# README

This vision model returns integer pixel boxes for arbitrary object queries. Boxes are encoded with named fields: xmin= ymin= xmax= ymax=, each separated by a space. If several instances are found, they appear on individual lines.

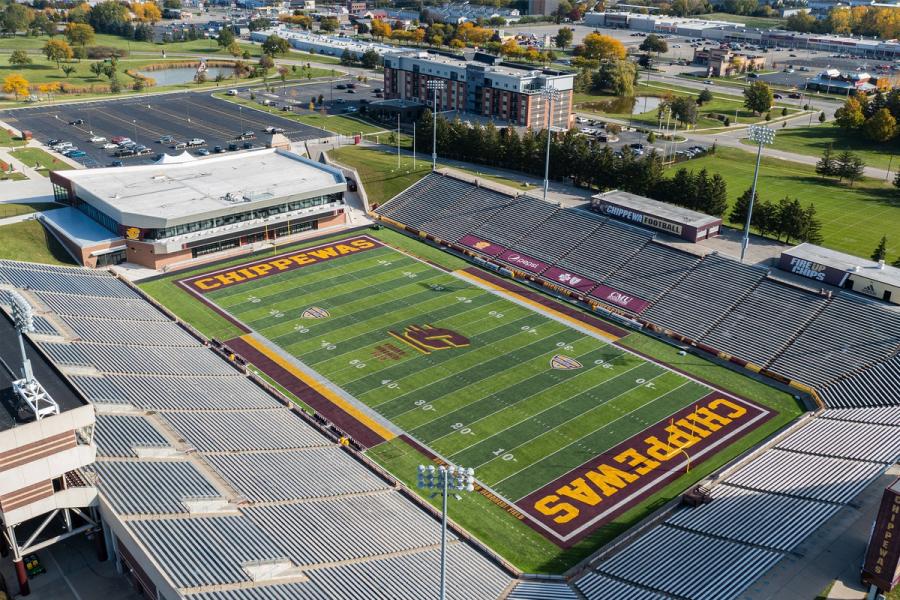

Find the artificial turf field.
xmin=153 ymin=228 xmax=801 ymax=570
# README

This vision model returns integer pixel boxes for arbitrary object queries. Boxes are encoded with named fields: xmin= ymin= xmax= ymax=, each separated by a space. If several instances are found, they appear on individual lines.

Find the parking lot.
xmin=0 ymin=88 xmax=336 ymax=167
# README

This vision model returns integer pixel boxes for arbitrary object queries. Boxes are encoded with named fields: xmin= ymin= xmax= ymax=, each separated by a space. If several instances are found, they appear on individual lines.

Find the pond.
xmin=579 ymin=95 xmax=665 ymax=116
xmin=136 ymin=66 xmax=235 ymax=86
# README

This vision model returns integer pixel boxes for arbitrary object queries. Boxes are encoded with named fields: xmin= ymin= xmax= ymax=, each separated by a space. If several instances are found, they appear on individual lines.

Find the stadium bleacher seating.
xmin=471 ymin=198 xmax=558 ymax=248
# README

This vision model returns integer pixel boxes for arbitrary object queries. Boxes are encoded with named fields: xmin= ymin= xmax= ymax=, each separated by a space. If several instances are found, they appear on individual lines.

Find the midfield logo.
xmin=388 ymin=324 xmax=470 ymax=354
xmin=301 ymin=306 xmax=330 ymax=319
xmin=551 ymin=354 xmax=583 ymax=370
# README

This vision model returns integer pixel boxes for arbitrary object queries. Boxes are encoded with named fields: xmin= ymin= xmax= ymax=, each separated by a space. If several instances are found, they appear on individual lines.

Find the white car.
xmin=102 ymin=143 xmax=118 ymax=150
xmin=89 ymin=135 xmax=107 ymax=143
xmin=264 ymin=126 xmax=285 ymax=134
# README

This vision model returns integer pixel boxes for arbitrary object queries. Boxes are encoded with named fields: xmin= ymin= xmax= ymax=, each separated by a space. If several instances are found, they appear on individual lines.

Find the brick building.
xmin=382 ymin=51 xmax=574 ymax=129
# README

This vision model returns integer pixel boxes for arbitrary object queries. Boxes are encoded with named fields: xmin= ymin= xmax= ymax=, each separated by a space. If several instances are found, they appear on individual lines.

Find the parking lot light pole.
xmin=740 ymin=125 xmax=776 ymax=263
xmin=417 ymin=464 xmax=475 ymax=600
xmin=426 ymin=80 xmax=445 ymax=171
xmin=541 ymin=86 xmax=561 ymax=204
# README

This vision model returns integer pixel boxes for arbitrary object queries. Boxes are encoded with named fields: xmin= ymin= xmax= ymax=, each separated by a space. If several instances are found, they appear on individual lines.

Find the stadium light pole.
xmin=418 ymin=464 xmax=475 ymax=600
xmin=541 ymin=86 xmax=561 ymax=204
xmin=426 ymin=80 xmax=446 ymax=171
xmin=740 ymin=125 xmax=775 ymax=263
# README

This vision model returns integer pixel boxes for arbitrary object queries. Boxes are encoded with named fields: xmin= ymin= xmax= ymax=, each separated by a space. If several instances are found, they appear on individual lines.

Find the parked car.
xmin=228 ymin=142 xmax=238 ymax=151
xmin=135 ymin=148 xmax=152 ymax=156
xmin=65 ymin=149 xmax=86 ymax=158
xmin=335 ymin=84 xmax=347 ymax=90
xmin=346 ymin=82 xmax=356 ymax=89
xmin=703 ymin=80 xmax=714 ymax=85
xmin=242 ymin=141 xmax=252 ymax=149
xmin=264 ymin=126 xmax=284 ymax=134
xmin=157 ymin=135 xmax=174 ymax=144
xmin=173 ymin=141 xmax=188 ymax=150
xmin=89 ymin=135 xmax=107 ymax=143
xmin=102 ymin=143 xmax=118 ymax=150
xmin=110 ymin=136 xmax=131 ymax=144
xmin=773 ymin=93 xmax=783 ymax=99
xmin=197 ymin=148 xmax=210 ymax=156
xmin=237 ymin=131 xmax=254 ymax=140
xmin=346 ymin=89 xmax=356 ymax=94
xmin=213 ymin=145 xmax=224 ymax=153
xmin=110 ymin=160 xmax=123 ymax=167
xmin=115 ymin=148 xmax=136 ymax=157
xmin=187 ymin=138 xmax=205 ymax=147
xmin=226 ymin=89 xmax=239 ymax=96
xmin=68 ymin=119 xmax=84 ymax=125
xmin=48 ymin=139 xmax=61 ymax=146
xmin=788 ymin=93 xmax=801 ymax=99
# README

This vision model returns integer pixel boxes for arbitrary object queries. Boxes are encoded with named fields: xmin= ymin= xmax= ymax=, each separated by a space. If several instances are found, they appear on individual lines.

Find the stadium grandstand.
xmin=373 ymin=171 xmax=900 ymax=598
xmin=0 ymin=260 xmax=516 ymax=600
xmin=1 ymin=170 xmax=898 ymax=599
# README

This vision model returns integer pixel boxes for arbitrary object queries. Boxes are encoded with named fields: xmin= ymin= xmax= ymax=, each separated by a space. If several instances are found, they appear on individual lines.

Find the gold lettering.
xmin=663 ymin=423 xmax=701 ymax=450
xmin=215 ymin=271 xmax=245 ymax=285
xmin=308 ymin=246 xmax=339 ymax=259
xmin=585 ymin=464 xmax=639 ymax=497
xmin=708 ymin=398 xmax=747 ymax=419
xmin=334 ymin=244 xmax=356 ymax=254
xmin=690 ymin=407 xmax=733 ymax=431
xmin=534 ymin=495 xmax=579 ymax=524
xmin=194 ymin=277 xmax=219 ymax=290
xmin=676 ymin=417 xmax=712 ymax=438
xmin=351 ymin=238 xmax=375 ymax=249
xmin=271 ymin=258 xmax=293 ymax=270
xmin=614 ymin=448 xmax=660 ymax=475
xmin=237 ymin=268 xmax=258 ymax=279
xmin=291 ymin=253 xmax=316 ymax=265
xmin=556 ymin=478 xmax=602 ymax=507
xmin=644 ymin=436 xmax=681 ymax=462
xmin=250 ymin=264 xmax=272 ymax=276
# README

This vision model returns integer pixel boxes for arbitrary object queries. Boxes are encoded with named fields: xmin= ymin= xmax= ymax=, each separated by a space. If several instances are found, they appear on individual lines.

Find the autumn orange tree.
xmin=3 ymin=74 xmax=30 ymax=100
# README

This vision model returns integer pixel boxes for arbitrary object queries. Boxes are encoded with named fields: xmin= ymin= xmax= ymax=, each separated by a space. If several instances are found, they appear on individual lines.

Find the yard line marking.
xmin=454 ymin=269 xmax=622 ymax=342
xmin=238 ymin=333 xmax=396 ymax=442
xmin=423 ymin=350 xmax=633 ymax=446
xmin=489 ymin=381 xmax=694 ymax=496
xmin=461 ymin=362 xmax=655 ymax=469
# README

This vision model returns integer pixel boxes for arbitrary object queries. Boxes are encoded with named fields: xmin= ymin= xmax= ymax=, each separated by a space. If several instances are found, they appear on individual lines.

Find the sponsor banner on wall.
xmin=589 ymin=285 xmax=651 ymax=314
xmin=179 ymin=235 xmax=382 ymax=293
xmin=458 ymin=235 xmax=507 ymax=257
xmin=517 ymin=393 xmax=772 ymax=547
xmin=498 ymin=250 xmax=549 ymax=274
xmin=862 ymin=478 xmax=900 ymax=592
xmin=542 ymin=267 xmax=599 ymax=294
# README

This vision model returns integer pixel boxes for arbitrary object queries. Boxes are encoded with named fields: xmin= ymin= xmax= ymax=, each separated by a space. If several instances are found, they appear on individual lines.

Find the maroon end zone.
xmin=514 ymin=392 xmax=773 ymax=547
xmin=178 ymin=235 xmax=383 ymax=294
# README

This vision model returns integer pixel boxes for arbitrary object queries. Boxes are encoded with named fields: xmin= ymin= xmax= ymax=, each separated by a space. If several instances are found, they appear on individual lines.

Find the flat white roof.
xmin=41 ymin=206 xmax=121 ymax=248
xmin=785 ymin=243 xmax=900 ymax=288
xmin=593 ymin=190 xmax=721 ymax=228
xmin=57 ymin=148 xmax=345 ymax=229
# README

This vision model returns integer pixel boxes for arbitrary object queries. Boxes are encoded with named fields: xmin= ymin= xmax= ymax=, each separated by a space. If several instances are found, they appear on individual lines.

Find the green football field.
xmin=204 ymin=241 xmax=715 ymax=503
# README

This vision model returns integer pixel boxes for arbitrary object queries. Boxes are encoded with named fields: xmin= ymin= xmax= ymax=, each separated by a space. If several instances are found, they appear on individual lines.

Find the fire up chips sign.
xmin=180 ymin=236 xmax=382 ymax=293
xmin=863 ymin=478 xmax=900 ymax=592
xmin=519 ymin=393 xmax=772 ymax=546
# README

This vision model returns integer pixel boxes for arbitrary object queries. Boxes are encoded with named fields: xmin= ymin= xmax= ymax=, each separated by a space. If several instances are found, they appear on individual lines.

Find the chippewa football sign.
xmin=862 ymin=478 xmax=900 ymax=592
xmin=179 ymin=236 xmax=382 ymax=293
xmin=518 ymin=393 xmax=772 ymax=546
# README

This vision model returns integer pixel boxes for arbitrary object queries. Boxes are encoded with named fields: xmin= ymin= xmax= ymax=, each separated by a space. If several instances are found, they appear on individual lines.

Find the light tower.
xmin=417 ymin=463 xmax=476 ymax=600
xmin=9 ymin=291 xmax=59 ymax=420
xmin=426 ymin=79 xmax=446 ymax=171
xmin=540 ymin=86 xmax=561 ymax=203
xmin=740 ymin=124 xmax=776 ymax=263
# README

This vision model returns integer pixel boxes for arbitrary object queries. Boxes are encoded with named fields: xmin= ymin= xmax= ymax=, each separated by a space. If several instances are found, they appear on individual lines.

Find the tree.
xmin=262 ymin=34 xmax=290 ymax=56
xmin=639 ymin=34 xmax=668 ymax=56
xmin=863 ymin=108 xmax=897 ymax=142
xmin=669 ymin=96 xmax=699 ymax=126
xmin=743 ymin=80 xmax=773 ymax=114
xmin=835 ymin=97 xmax=865 ymax=129
xmin=30 ymin=12 xmax=55 ymax=37
xmin=582 ymin=33 xmax=626 ymax=61
xmin=836 ymin=149 xmax=865 ymax=185
xmin=819 ymin=111 xmax=826 ymax=123
xmin=705 ymin=173 xmax=729 ymax=217
xmin=227 ymin=40 xmax=242 ymax=57
xmin=340 ymin=48 xmax=353 ymax=66
xmin=258 ymin=54 xmax=274 ymax=73
xmin=361 ymin=48 xmax=379 ymax=69
xmin=371 ymin=19 xmax=391 ymax=40
xmin=872 ymin=236 xmax=889 ymax=261
xmin=9 ymin=50 xmax=31 ymax=68
xmin=697 ymin=88 xmax=713 ymax=106
xmin=62 ymin=64 xmax=76 ymax=78
xmin=800 ymin=203 xmax=824 ymax=244
xmin=781 ymin=106 xmax=788 ymax=117
xmin=776 ymin=196 xmax=806 ymax=243
xmin=109 ymin=75 xmax=121 ymax=94
xmin=89 ymin=61 xmax=104 ymax=79
xmin=217 ymin=26 xmax=235 ymax=48
xmin=592 ymin=60 xmax=636 ymax=97
xmin=3 ymin=74 xmax=29 ymax=100
xmin=43 ymin=39 xmax=73 ymax=70
xmin=65 ymin=22 xmax=94 ymax=49
xmin=132 ymin=2 xmax=161 ymax=23
xmin=88 ymin=1 xmax=128 ymax=35
xmin=730 ymin=187 xmax=758 ymax=225
xmin=319 ymin=16 xmax=339 ymax=32
xmin=555 ymin=27 xmax=573 ymax=49
xmin=164 ymin=0 xmax=182 ymax=8
xmin=815 ymin=144 xmax=836 ymax=177
xmin=2 ymin=3 xmax=32 ymax=36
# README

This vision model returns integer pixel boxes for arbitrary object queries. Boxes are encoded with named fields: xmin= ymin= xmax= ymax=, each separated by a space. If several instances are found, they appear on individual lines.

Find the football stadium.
xmin=1 ymin=167 xmax=899 ymax=600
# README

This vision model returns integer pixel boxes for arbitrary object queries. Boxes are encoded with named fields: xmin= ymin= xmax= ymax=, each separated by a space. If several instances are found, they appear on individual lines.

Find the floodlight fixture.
xmin=741 ymin=126 xmax=776 ymax=263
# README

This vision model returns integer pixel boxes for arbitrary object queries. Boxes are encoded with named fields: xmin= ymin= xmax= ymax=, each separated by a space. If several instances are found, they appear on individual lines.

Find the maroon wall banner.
xmin=862 ymin=478 xmax=900 ymax=592
xmin=499 ymin=250 xmax=549 ymax=274
xmin=542 ymin=267 xmax=599 ymax=295
xmin=178 ymin=235 xmax=382 ymax=293
xmin=517 ymin=393 xmax=772 ymax=546
xmin=458 ymin=235 xmax=507 ymax=257
xmin=589 ymin=284 xmax=651 ymax=314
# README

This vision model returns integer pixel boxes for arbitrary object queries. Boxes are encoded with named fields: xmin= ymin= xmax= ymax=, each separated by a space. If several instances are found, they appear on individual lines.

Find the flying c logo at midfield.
xmin=388 ymin=324 xmax=470 ymax=355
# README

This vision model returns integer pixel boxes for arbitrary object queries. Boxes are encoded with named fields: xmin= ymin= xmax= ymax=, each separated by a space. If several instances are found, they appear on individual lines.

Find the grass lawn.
xmin=0 ymin=172 xmax=27 ymax=181
xmin=576 ymin=82 xmax=800 ymax=129
xmin=0 ymin=54 xmax=204 ymax=86
xmin=328 ymin=146 xmax=532 ymax=204
xmin=295 ymin=113 xmax=388 ymax=136
xmin=0 ymin=219 xmax=75 ymax=265
xmin=743 ymin=124 xmax=900 ymax=172
xmin=0 ymin=128 xmax=27 ymax=148
xmin=698 ymin=12 xmax=786 ymax=29
xmin=0 ymin=202 xmax=59 ymax=217
xmin=10 ymin=148 xmax=72 ymax=176
xmin=668 ymin=146 xmax=900 ymax=257
xmin=0 ymin=33 xmax=341 ymax=64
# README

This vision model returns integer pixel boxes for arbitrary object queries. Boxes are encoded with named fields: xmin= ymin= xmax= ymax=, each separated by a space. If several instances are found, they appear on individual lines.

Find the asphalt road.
xmin=0 ymin=89 xmax=332 ymax=167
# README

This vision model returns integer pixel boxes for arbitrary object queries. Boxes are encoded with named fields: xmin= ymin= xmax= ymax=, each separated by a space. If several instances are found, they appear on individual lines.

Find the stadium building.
xmin=382 ymin=51 xmax=575 ymax=129
xmin=46 ymin=149 xmax=348 ymax=270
